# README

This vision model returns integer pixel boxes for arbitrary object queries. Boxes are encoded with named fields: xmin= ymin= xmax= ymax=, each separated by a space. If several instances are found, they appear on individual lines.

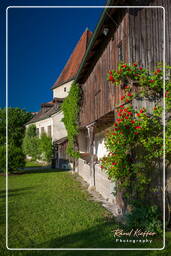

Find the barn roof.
xmin=51 ymin=28 xmax=92 ymax=90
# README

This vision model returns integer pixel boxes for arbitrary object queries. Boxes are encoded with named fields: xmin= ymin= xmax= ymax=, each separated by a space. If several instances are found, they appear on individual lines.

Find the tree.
xmin=23 ymin=124 xmax=40 ymax=160
xmin=0 ymin=107 xmax=32 ymax=172
xmin=39 ymin=133 xmax=52 ymax=162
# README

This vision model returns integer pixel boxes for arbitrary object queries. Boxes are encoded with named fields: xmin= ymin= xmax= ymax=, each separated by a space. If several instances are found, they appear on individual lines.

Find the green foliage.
xmin=61 ymin=82 xmax=81 ymax=158
xmin=107 ymin=63 xmax=163 ymax=95
xmin=23 ymin=125 xmax=52 ymax=163
xmin=0 ymin=107 xmax=32 ymax=172
xmin=0 ymin=144 xmax=25 ymax=172
xmin=26 ymin=124 xmax=37 ymax=137
xmin=125 ymin=202 xmax=162 ymax=234
xmin=39 ymin=133 xmax=52 ymax=162
xmin=23 ymin=125 xmax=41 ymax=160
xmin=102 ymin=63 xmax=171 ymax=205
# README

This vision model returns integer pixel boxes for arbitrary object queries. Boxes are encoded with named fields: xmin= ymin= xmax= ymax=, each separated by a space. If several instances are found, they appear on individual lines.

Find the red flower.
xmin=127 ymin=93 xmax=132 ymax=97
xmin=112 ymin=133 xmax=116 ymax=135
xmin=118 ymin=113 xmax=121 ymax=117
xmin=127 ymin=112 xmax=132 ymax=115
xmin=133 ymin=63 xmax=137 ymax=67
xmin=139 ymin=67 xmax=143 ymax=70
xmin=131 ymin=120 xmax=135 ymax=124
xmin=126 ymin=99 xmax=129 ymax=103
xmin=140 ymin=109 xmax=144 ymax=113
xmin=156 ymin=69 xmax=161 ymax=73
xmin=109 ymin=75 xmax=115 ymax=82
xmin=121 ymin=96 xmax=125 ymax=100
xmin=114 ymin=123 xmax=118 ymax=127
xmin=125 ymin=116 xmax=129 ymax=119
xmin=149 ymin=79 xmax=154 ymax=83
xmin=136 ymin=113 xmax=140 ymax=117
xmin=120 ymin=105 xmax=124 ymax=108
xmin=125 ymin=85 xmax=129 ymax=89
xmin=112 ymin=162 xmax=117 ymax=166
xmin=109 ymin=71 xmax=112 ymax=75
xmin=122 ymin=64 xmax=127 ymax=68
xmin=134 ymin=132 xmax=139 ymax=135
xmin=135 ymin=126 xmax=141 ymax=129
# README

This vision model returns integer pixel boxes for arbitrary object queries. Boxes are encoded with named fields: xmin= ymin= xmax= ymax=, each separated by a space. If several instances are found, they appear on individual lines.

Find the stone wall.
xmin=77 ymin=158 xmax=115 ymax=203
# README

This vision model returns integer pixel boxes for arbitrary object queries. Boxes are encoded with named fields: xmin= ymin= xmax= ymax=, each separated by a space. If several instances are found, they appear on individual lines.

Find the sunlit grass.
xmin=0 ymin=168 xmax=170 ymax=255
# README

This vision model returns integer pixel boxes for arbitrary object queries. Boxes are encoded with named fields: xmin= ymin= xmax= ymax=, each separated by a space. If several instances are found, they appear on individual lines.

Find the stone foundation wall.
xmin=78 ymin=158 xmax=115 ymax=203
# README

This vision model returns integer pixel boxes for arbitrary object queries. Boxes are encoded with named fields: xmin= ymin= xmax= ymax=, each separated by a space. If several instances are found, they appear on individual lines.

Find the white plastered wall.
xmin=53 ymin=80 xmax=73 ymax=99
xmin=26 ymin=110 xmax=67 ymax=143
xmin=51 ymin=110 xmax=67 ymax=141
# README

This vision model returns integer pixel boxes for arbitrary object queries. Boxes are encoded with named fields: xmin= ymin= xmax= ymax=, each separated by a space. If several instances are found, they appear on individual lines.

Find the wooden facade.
xmin=77 ymin=0 xmax=170 ymax=128
xmin=129 ymin=0 xmax=171 ymax=68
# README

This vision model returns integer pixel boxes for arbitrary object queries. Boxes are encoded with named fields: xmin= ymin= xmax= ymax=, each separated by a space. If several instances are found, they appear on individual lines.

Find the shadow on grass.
xmin=20 ymin=221 xmax=163 ymax=256
xmin=12 ymin=168 xmax=70 ymax=175
xmin=0 ymin=187 xmax=36 ymax=199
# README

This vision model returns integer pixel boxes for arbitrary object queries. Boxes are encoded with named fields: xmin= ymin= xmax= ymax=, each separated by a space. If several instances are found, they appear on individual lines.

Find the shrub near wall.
xmin=101 ymin=64 xmax=171 ymax=230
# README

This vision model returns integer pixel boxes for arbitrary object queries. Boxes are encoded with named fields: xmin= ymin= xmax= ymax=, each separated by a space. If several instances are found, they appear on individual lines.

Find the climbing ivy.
xmin=61 ymin=82 xmax=81 ymax=158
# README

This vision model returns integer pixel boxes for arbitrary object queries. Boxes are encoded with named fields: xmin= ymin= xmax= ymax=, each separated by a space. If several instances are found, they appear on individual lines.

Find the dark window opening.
xmin=36 ymin=128 xmax=39 ymax=136
xmin=118 ymin=41 xmax=124 ymax=62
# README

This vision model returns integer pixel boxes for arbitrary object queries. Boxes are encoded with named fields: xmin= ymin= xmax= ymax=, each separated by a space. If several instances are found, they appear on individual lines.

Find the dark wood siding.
xmin=79 ymin=0 xmax=170 ymax=128
xmin=80 ymin=14 xmax=129 ymax=127
xmin=129 ymin=0 xmax=171 ymax=68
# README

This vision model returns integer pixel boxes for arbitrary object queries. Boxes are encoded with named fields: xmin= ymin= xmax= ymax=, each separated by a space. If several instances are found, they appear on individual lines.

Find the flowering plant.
xmin=107 ymin=63 xmax=163 ymax=95
xmin=101 ymin=64 xmax=171 ymax=201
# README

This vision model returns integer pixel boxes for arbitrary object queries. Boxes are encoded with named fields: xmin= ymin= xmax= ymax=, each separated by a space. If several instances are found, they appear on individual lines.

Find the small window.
xmin=41 ymin=127 xmax=45 ymax=135
xmin=118 ymin=41 xmax=124 ymax=62
xmin=36 ymin=128 xmax=39 ymax=136
xmin=47 ymin=125 xmax=51 ymax=137
xmin=64 ymin=87 xmax=66 ymax=92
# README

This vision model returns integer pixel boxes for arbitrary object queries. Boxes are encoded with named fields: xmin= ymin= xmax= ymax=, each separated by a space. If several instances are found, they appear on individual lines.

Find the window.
xmin=118 ymin=41 xmax=124 ymax=62
xmin=41 ymin=127 xmax=45 ymax=135
xmin=64 ymin=87 xmax=66 ymax=92
xmin=47 ymin=125 xmax=51 ymax=137
xmin=36 ymin=128 xmax=39 ymax=136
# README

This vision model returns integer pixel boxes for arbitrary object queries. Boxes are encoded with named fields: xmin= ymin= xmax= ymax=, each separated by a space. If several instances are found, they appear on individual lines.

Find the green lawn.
xmin=0 ymin=168 xmax=170 ymax=256
xmin=25 ymin=160 xmax=48 ymax=168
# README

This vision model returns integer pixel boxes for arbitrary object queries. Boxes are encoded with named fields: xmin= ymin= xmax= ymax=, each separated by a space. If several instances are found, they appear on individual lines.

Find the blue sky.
xmin=0 ymin=0 xmax=107 ymax=112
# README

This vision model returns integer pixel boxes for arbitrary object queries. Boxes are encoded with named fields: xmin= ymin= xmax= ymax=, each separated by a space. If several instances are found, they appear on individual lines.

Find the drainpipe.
xmin=86 ymin=122 xmax=96 ymax=189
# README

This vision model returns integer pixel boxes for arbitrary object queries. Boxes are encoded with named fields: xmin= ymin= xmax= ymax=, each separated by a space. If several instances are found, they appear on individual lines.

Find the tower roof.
xmin=51 ymin=29 xmax=92 ymax=89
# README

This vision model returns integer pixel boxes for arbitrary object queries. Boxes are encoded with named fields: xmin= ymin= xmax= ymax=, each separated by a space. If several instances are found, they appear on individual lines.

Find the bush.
xmin=23 ymin=125 xmax=52 ymax=163
xmin=0 ymin=144 xmax=25 ymax=173
xmin=0 ymin=108 xmax=32 ymax=173
xmin=125 ymin=202 xmax=162 ymax=234
xmin=39 ymin=133 xmax=52 ymax=162
xmin=23 ymin=125 xmax=41 ymax=160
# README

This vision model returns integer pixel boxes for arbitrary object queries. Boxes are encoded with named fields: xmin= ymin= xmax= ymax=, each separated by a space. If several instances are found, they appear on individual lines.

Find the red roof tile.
xmin=51 ymin=29 xmax=92 ymax=89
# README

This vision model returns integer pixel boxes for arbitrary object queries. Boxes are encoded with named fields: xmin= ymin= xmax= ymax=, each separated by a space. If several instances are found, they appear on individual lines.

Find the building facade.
xmin=74 ymin=0 xmax=171 ymax=215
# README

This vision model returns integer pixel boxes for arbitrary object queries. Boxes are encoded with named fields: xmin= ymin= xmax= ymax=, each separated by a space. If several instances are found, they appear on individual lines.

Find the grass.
xmin=0 ymin=168 xmax=170 ymax=256
xmin=25 ymin=160 xmax=48 ymax=168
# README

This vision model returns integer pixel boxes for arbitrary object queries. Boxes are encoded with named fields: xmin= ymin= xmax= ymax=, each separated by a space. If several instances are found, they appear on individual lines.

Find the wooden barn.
xmin=74 ymin=0 xmax=171 ymax=215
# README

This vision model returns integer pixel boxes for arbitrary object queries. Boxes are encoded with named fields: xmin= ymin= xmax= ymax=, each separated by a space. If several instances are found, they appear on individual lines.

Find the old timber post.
xmin=86 ymin=122 xmax=96 ymax=189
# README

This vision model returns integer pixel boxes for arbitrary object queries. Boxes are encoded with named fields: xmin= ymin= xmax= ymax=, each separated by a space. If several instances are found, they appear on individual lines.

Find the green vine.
xmin=61 ymin=82 xmax=81 ymax=158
